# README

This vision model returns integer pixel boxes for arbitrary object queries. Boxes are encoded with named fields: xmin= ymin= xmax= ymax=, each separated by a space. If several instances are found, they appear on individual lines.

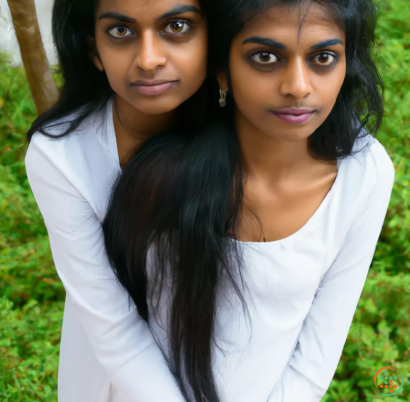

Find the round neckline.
xmin=234 ymin=157 xmax=345 ymax=246
xmin=105 ymin=100 xmax=346 ymax=247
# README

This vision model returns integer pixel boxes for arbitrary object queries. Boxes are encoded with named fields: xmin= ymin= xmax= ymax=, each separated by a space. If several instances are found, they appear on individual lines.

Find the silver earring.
xmin=219 ymin=88 xmax=227 ymax=107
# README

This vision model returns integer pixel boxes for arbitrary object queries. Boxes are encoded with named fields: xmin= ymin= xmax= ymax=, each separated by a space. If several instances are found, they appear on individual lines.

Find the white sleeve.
xmin=25 ymin=139 xmax=185 ymax=402
xmin=267 ymin=152 xmax=395 ymax=402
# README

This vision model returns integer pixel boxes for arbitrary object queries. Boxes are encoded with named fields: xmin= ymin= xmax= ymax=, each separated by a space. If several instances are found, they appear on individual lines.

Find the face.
xmin=220 ymin=3 xmax=346 ymax=142
xmin=93 ymin=0 xmax=207 ymax=115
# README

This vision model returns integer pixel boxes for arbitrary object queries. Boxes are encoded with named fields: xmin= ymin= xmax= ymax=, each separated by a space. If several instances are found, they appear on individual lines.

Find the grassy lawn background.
xmin=0 ymin=1 xmax=409 ymax=400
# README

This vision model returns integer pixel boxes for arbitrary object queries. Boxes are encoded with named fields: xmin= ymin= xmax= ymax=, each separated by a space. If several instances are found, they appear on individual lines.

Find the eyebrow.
xmin=242 ymin=37 xmax=287 ymax=50
xmin=310 ymin=39 xmax=344 ymax=50
xmin=157 ymin=5 xmax=203 ymax=21
xmin=98 ymin=5 xmax=202 ymax=24
xmin=99 ymin=12 xmax=136 ymax=23
xmin=242 ymin=37 xmax=345 ymax=51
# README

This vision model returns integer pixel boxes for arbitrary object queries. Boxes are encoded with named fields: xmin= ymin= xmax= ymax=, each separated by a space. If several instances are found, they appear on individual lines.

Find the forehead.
xmin=96 ymin=0 xmax=202 ymax=18
xmin=239 ymin=3 xmax=345 ymax=45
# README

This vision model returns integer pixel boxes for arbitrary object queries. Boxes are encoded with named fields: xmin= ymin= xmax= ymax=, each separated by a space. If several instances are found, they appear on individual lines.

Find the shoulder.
xmin=25 ymin=104 xmax=119 ymax=222
xmin=25 ymin=102 xmax=113 ymax=182
xmin=28 ymin=103 xmax=109 ymax=157
xmin=324 ymin=134 xmax=395 ymax=259
xmin=25 ymin=101 xmax=120 ymax=220
xmin=330 ymin=134 xmax=395 ymax=233
xmin=340 ymin=134 xmax=395 ymax=198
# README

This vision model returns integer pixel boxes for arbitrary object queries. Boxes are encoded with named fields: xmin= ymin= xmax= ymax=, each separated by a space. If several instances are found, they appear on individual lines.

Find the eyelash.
xmin=106 ymin=19 xmax=194 ymax=39
xmin=106 ymin=25 xmax=132 ymax=39
xmin=248 ymin=50 xmax=339 ymax=69
xmin=310 ymin=52 xmax=339 ymax=68
xmin=163 ymin=19 xmax=193 ymax=35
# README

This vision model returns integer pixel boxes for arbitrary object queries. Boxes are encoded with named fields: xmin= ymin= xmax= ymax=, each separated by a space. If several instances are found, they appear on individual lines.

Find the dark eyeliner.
xmin=166 ymin=18 xmax=194 ymax=26
xmin=310 ymin=51 xmax=338 ymax=68
xmin=247 ymin=50 xmax=283 ymax=67
xmin=105 ymin=24 xmax=133 ymax=39
xmin=248 ymin=50 xmax=281 ymax=60
xmin=161 ymin=19 xmax=195 ymax=36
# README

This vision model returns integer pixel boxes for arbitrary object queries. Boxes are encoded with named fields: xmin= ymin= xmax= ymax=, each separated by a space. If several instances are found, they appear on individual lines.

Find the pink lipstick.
xmin=270 ymin=108 xmax=316 ymax=124
xmin=131 ymin=80 xmax=178 ymax=96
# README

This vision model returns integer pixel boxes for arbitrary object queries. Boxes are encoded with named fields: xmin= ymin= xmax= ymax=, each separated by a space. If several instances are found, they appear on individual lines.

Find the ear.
xmin=217 ymin=71 xmax=228 ymax=91
xmin=88 ymin=36 xmax=104 ymax=72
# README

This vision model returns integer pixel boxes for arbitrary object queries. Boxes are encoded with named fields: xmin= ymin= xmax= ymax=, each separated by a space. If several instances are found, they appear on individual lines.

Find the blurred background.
xmin=0 ymin=0 xmax=409 ymax=401
xmin=0 ymin=0 xmax=56 ymax=65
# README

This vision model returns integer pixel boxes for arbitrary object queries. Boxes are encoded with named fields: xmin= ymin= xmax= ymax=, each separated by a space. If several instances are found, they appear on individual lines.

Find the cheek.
xmin=102 ymin=59 xmax=130 ymax=93
xmin=229 ymin=65 xmax=272 ymax=131
xmin=171 ymin=36 xmax=208 ymax=80
xmin=317 ymin=68 xmax=346 ymax=111
xmin=331 ymin=60 xmax=346 ymax=91
xmin=95 ymin=40 xmax=132 ymax=86
xmin=229 ymin=53 xmax=265 ymax=107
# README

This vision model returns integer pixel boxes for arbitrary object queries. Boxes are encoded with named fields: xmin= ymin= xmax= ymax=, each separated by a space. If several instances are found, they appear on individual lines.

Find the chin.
xmin=131 ymin=99 xmax=183 ymax=116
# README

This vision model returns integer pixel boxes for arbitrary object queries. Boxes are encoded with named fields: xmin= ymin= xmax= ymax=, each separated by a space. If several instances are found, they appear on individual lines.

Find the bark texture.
xmin=7 ymin=0 xmax=58 ymax=115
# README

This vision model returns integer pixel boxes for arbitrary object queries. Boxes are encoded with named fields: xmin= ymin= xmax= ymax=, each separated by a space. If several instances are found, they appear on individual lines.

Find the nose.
xmin=280 ymin=58 xmax=312 ymax=100
xmin=137 ymin=32 xmax=167 ymax=72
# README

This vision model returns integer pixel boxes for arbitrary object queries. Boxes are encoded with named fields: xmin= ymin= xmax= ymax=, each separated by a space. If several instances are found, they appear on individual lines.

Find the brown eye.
xmin=108 ymin=26 xmax=132 ymax=38
xmin=164 ymin=21 xmax=189 ymax=34
xmin=250 ymin=51 xmax=278 ymax=65
xmin=313 ymin=53 xmax=336 ymax=66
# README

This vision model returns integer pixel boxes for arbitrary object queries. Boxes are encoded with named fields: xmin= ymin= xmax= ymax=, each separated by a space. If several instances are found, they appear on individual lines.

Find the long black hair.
xmin=27 ymin=0 xmax=211 ymax=141
xmin=103 ymin=1 xmax=384 ymax=401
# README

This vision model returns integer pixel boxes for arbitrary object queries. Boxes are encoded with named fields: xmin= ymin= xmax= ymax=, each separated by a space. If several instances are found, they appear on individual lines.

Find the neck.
xmin=113 ymin=95 xmax=179 ymax=168
xmin=235 ymin=111 xmax=316 ymax=186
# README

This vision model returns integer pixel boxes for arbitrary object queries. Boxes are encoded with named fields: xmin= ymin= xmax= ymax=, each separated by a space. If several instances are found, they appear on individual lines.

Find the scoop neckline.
xmin=105 ymin=99 xmax=345 ymax=247
xmin=233 ymin=157 xmax=344 ymax=247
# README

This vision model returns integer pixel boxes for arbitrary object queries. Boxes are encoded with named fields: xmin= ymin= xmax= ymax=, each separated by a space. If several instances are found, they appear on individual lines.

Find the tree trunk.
xmin=7 ymin=0 xmax=59 ymax=116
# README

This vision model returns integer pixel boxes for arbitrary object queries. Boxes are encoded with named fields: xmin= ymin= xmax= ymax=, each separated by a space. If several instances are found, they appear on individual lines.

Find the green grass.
xmin=0 ymin=54 xmax=64 ymax=401
xmin=0 ymin=1 xmax=409 ymax=400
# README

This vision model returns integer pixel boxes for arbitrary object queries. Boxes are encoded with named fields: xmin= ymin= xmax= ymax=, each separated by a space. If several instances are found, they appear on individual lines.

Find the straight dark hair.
xmin=27 ymin=0 xmax=212 ymax=141
xmin=104 ymin=1 xmax=384 ymax=401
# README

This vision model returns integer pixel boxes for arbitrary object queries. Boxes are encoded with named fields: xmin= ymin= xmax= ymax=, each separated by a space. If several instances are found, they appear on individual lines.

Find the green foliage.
xmin=0 ymin=298 xmax=62 ymax=402
xmin=0 ymin=53 xmax=64 ymax=402
xmin=0 ymin=1 xmax=409 ymax=400
xmin=323 ymin=1 xmax=410 ymax=400
xmin=372 ymin=0 xmax=410 ymax=276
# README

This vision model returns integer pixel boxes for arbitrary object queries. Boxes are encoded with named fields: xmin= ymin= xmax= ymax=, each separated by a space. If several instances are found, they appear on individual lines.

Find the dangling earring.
xmin=219 ymin=88 xmax=227 ymax=107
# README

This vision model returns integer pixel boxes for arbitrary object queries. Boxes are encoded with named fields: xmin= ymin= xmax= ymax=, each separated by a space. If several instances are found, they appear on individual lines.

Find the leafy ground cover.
xmin=0 ymin=1 xmax=409 ymax=400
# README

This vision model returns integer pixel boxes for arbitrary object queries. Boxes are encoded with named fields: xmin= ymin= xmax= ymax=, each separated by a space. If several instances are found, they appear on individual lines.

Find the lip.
xmin=131 ymin=80 xmax=179 ymax=96
xmin=270 ymin=108 xmax=316 ymax=124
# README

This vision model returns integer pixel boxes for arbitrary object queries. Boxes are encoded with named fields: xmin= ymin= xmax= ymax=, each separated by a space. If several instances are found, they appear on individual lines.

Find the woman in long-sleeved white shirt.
xmin=101 ymin=1 xmax=395 ymax=402
xmin=25 ymin=0 xmax=211 ymax=400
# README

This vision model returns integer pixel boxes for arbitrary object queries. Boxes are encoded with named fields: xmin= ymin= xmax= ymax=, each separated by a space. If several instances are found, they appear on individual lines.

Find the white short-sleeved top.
xmin=25 ymin=99 xmax=394 ymax=402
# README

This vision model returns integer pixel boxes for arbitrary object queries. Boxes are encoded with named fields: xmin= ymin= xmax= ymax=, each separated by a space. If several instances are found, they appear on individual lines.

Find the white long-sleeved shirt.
xmin=25 ymin=99 xmax=395 ymax=402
